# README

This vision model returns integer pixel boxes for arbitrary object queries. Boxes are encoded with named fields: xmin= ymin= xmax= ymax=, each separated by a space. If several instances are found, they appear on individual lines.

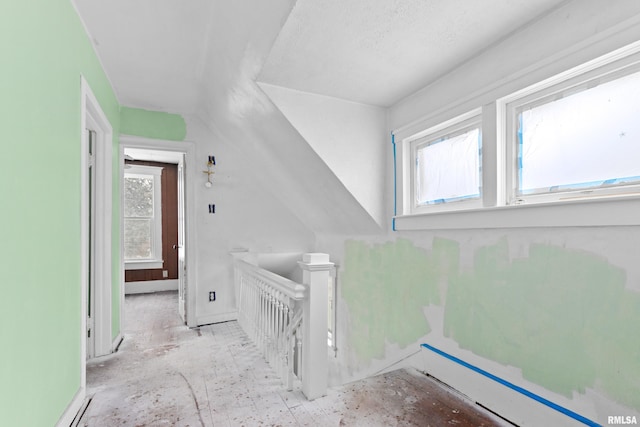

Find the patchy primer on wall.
xmin=444 ymin=237 xmax=640 ymax=411
xmin=341 ymin=238 xmax=457 ymax=364
xmin=341 ymin=235 xmax=639 ymax=412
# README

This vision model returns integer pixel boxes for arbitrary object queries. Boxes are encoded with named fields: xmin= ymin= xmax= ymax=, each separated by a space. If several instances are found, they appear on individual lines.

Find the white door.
xmin=87 ymin=129 xmax=96 ymax=359
xmin=177 ymin=158 xmax=187 ymax=323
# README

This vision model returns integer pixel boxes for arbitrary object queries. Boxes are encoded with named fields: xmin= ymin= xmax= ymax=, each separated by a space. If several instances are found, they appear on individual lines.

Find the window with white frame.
xmin=124 ymin=165 xmax=163 ymax=269
xmin=505 ymin=58 xmax=640 ymax=205
xmin=394 ymin=42 xmax=640 ymax=230
xmin=408 ymin=110 xmax=482 ymax=214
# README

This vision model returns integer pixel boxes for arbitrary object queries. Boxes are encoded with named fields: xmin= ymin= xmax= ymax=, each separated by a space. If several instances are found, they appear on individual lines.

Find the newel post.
xmin=298 ymin=253 xmax=333 ymax=400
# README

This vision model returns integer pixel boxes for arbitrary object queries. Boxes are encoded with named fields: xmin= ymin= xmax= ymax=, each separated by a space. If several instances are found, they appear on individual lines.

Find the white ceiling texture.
xmin=72 ymin=0 xmax=567 ymax=233
xmin=73 ymin=0 xmax=566 ymax=113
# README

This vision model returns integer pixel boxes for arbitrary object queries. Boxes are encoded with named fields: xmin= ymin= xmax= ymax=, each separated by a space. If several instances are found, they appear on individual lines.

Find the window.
xmin=506 ymin=63 xmax=640 ymax=204
xmin=124 ymin=165 xmax=163 ymax=269
xmin=393 ymin=41 xmax=640 ymax=230
xmin=408 ymin=110 xmax=482 ymax=214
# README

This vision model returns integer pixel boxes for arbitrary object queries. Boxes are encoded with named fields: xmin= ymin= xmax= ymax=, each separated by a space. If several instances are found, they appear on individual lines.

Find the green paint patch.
xmin=444 ymin=238 xmax=640 ymax=410
xmin=120 ymin=106 xmax=187 ymax=141
xmin=343 ymin=236 xmax=640 ymax=410
xmin=341 ymin=238 xmax=458 ymax=364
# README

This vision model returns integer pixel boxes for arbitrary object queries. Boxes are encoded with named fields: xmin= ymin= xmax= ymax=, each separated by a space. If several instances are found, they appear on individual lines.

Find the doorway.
xmin=81 ymin=78 xmax=114 ymax=365
xmin=123 ymin=158 xmax=179 ymax=292
xmin=69 ymin=77 xmax=116 ymax=426
xmin=119 ymin=136 xmax=197 ymax=328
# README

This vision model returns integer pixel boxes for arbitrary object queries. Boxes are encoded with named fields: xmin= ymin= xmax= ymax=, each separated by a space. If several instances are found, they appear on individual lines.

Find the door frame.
xmin=81 ymin=77 xmax=114 ymax=360
xmin=119 ymin=135 xmax=198 ymax=327
xmin=60 ymin=76 xmax=114 ymax=427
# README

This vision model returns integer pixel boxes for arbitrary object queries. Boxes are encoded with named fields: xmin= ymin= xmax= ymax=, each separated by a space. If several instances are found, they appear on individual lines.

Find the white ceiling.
xmin=73 ymin=0 xmax=567 ymax=113
xmin=73 ymin=0 xmax=216 ymax=114
xmin=259 ymin=0 xmax=567 ymax=106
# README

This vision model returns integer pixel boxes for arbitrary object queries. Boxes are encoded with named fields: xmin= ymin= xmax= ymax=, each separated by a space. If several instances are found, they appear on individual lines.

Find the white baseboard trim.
xmin=55 ymin=387 xmax=85 ymax=427
xmin=125 ymin=279 xmax=178 ymax=294
xmin=196 ymin=311 xmax=238 ymax=326
xmin=418 ymin=344 xmax=598 ymax=427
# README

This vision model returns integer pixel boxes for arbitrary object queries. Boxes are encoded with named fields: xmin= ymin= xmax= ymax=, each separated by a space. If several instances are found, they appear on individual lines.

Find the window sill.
xmin=394 ymin=195 xmax=640 ymax=230
xmin=125 ymin=260 xmax=164 ymax=270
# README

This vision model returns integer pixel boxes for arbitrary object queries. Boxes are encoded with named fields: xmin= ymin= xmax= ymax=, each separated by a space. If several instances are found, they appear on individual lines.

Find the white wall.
xmin=258 ymin=83 xmax=387 ymax=227
xmin=184 ymin=116 xmax=316 ymax=325
xmin=193 ymin=0 xmax=383 ymax=236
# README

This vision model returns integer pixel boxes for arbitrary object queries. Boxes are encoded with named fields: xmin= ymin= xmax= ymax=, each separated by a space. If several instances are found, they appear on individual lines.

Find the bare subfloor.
xmin=81 ymin=291 xmax=508 ymax=426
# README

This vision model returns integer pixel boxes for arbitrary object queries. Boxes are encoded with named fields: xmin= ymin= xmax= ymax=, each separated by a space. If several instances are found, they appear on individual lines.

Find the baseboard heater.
xmin=421 ymin=343 xmax=599 ymax=427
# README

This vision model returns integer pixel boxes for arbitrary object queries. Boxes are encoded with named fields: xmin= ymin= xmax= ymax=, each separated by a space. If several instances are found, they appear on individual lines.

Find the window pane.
xmin=124 ymin=218 xmax=152 ymax=259
xmin=518 ymin=70 xmax=640 ymax=195
xmin=416 ymin=128 xmax=481 ymax=205
xmin=124 ymin=175 xmax=154 ymax=217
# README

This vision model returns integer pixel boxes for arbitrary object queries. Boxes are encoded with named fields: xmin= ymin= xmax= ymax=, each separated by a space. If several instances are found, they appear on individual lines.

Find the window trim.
xmin=404 ymin=108 xmax=483 ymax=215
xmin=392 ymin=40 xmax=640 ymax=231
xmin=123 ymin=165 xmax=164 ymax=269
xmin=502 ymin=52 xmax=640 ymax=206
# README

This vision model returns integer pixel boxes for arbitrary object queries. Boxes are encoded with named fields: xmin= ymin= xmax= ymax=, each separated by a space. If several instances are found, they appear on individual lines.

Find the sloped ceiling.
xmin=258 ymin=0 xmax=567 ymax=106
xmin=72 ymin=0 xmax=567 ymax=234
xmin=73 ymin=0 xmax=567 ymax=114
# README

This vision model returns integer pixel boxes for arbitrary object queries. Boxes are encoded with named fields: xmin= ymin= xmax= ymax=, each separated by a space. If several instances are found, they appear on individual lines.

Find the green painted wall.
xmin=341 ymin=237 xmax=640 ymax=411
xmin=341 ymin=238 xmax=456 ymax=363
xmin=444 ymin=238 xmax=640 ymax=410
xmin=120 ymin=106 xmax=187 ymax=141
xmin=0 ymin=1 xmax=120 ymax=425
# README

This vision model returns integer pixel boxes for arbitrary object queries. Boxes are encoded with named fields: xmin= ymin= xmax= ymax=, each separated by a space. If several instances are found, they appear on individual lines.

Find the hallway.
xmin=81 ymin=292 xmax=507 ymax=426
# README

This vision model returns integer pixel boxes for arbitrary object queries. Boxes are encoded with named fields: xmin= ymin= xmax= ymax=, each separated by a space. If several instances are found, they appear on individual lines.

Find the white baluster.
xmin=296 ymin=324 xmax=303 ymax=381
xmin=283 ymin=304 xmax=291 ymax=387
xmin=233 ymin=256 xmax=328 ymax=395
xmin=277 ymin=298 xmax=284 ymax=379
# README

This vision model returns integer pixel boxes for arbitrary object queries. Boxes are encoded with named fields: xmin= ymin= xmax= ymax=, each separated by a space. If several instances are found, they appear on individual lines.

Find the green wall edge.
xmin=120 ymin=106 xmax=187 ymax=141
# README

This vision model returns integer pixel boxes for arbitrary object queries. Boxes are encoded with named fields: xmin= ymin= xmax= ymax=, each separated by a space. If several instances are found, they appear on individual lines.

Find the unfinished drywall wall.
xmin=0 ymin=0 xmax=120 ymax=425
xmin=341 ymin=238 xmax=452 ymax=363
xmin=332 ymin=231 xmax=640 ymax=419
xmin=445 ymin=237 xmax=640 ymax=410
xmin=330 ymin=3 xmax=640 ymax=422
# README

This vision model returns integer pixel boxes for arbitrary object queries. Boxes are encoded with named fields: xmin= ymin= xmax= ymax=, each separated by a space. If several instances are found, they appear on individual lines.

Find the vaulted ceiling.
xmin=73 ymin=0 xmax=566 ymax=114
xmin=72 ymin=0 xmax=568 ymax=234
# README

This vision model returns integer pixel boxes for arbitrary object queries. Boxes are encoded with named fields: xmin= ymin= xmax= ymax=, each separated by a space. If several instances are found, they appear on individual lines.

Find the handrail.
xmin=233 ymin=252 xmax=331 ymax=400
xmin=236 ymin=259 xmax=305 ymax=299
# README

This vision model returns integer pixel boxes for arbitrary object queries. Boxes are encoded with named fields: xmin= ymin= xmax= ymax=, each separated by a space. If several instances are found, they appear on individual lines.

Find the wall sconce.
xmin=203 ymin=155 xmax=215 ymax=188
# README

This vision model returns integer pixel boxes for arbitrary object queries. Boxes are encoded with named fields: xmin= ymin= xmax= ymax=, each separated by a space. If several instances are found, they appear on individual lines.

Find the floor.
xmin=81 ymin=291 xmax=509 ymax=426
